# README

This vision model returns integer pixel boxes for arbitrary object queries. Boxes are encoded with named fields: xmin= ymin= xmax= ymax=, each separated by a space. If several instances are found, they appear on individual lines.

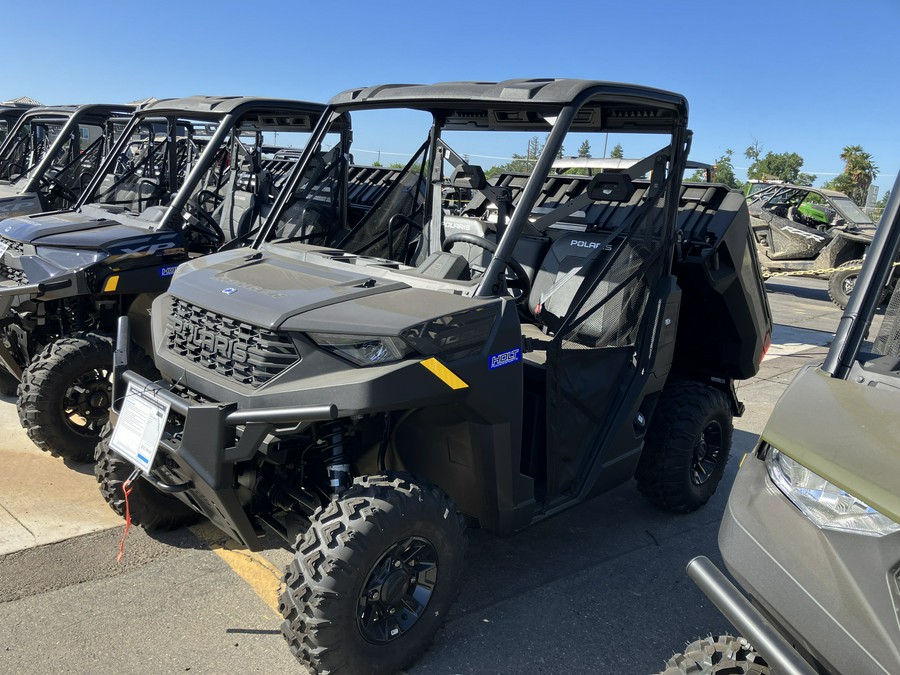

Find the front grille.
xmin=0 ymin=236 xmax=27 ymax=285
xmin=169 ymin=382 xmax=216 ymax=406
xmin=166 ymin=298 xmax=299 ymax=387
xmin=0 ymin=237 xmax=24 ymax=255
xmin=0 ymin=264 xmax=27 ymax=285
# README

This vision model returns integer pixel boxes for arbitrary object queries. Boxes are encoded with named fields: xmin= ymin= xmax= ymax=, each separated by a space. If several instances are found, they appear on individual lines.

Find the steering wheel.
xmin=194 ymin=188 xmax=224 ymax=212
xmin=442 ymin=231 xmax=531 ymax=303
xmin=39 ymin=175 xmax=79 ymax=203
xmin=184 ymin=196 xmax=225 ymax=245
xmin=135 ymin=177 xmax=166 ymax=211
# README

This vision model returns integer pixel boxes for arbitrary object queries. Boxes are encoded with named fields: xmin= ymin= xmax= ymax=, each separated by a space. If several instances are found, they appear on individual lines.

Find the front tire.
xmin=636 ymin=380 xmax=733 ymax=512
xmin=827 ymin=258 xmax=864 ymax=310
xmin=95 ymin=423 xmax=198 ymax=530
xmin=279 ymin=473 xmax=467 ymax=674
xmin=660 ymin=634 xmax=771 ymax=674
xmin=17 ymin=332 xmax=157 ymax=462
xmin=17 ymin=333 xmax=116 ymax=461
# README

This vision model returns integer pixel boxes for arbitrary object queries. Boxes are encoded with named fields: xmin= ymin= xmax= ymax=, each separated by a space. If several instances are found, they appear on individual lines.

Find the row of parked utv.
xmin=0 ymin=80 xmax=895 ymax=674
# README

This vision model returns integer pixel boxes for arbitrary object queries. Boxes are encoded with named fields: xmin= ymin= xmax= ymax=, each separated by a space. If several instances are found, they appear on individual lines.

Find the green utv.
xmin=0 ymin=97 xmax=333 ymax=460
xmin=748 ymin=183 xmax=880 ymax=309
xmin=662 ymin=175 xmax=900 ymax=675
xmin=102 ymin=79 xmax=772 ymax=673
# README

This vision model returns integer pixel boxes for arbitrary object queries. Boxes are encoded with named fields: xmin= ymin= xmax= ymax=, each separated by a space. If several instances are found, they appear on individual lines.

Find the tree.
xmin=683 ymin=169 xmax=707 ymax=183
xmin=745 ymin=143 xmax=815 ymax=186
xmin=823 ymin=145 xmax=878 ymax=206
xmin=578 ymin=139 xmax=591 ymax=158
xmin=712 ymin=149 xmax=741 ymax=189
xmin=485 ymin=135 xmax=544 ymax=178
xmin=744 ymin=139 xmax=762 ymax=165
xmin=544 ymin=134 xmax=564 ymax=160
xmin=610 ymin=143 xmax=624 ymax=159
xmin=872 ymin=189 xmax=891 ymax=224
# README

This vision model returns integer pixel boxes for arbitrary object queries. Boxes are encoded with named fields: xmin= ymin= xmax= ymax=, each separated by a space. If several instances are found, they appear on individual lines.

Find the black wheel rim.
xmin=841 ymin=273 xmax=858 ymax=296
xmin=62 ymin=366 xmax=112 ymax=438
xmin=691 ymin=420 xmax=723 ymax=486
xmin=357 ymin=536 xmax=438 ymax=644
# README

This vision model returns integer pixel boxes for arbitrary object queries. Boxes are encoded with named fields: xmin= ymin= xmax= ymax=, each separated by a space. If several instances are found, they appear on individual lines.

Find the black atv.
xmin=102 ymin=79 xmax=772 ymax=674
xmin=748 ymin=183 xmax=881 ymax=308
xmin=0 ymin=104 xmax=135 ymax=220
xmin=0 ymin=96 xmax=331 ymax=461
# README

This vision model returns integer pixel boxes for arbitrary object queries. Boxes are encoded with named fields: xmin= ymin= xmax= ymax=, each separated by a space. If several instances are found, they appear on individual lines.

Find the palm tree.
xmin=839 ymin=145 xmax=878 ymax=205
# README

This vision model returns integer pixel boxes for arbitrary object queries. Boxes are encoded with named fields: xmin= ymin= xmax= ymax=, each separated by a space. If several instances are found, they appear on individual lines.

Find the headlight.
xmin=36 ymin=246 xmax=108 ymax=270
xmin=400 ymin=306 xmax=497 ymax=358
xmin=765 ymin=446 xmax=900 ymax=537
xmin=308 ymin=332 xmax=413 ymax=367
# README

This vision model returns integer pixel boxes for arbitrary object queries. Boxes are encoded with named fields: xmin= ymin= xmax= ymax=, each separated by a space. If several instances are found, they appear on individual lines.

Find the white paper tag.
xmin=109 ymin=382 xmax=171 ymax=474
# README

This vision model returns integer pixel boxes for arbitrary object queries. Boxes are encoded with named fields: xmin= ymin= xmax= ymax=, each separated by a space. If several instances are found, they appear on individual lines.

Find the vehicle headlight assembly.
xmin=765 ymin=446 xmax=900 ymax=537
xmin=308 ymin=332 xmax=413 ymax=367
xmin=36 ymin=246 xmax=108 ymax=270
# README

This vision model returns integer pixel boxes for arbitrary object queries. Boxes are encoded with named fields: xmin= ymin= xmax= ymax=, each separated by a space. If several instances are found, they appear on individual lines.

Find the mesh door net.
xmin=545 ymin=198 xmax=664 ymax=499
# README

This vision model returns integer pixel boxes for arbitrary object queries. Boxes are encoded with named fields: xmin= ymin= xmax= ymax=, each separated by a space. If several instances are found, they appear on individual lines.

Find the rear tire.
xmin=636 ymin=380 xmax=733 ymax=512
xmin=279 ymin=473 xmax=467 ymax=674
xmin=95 ymin=423 xmax=198 ymax=530
xmin=660 ymin=634 xmax=771 ymax=674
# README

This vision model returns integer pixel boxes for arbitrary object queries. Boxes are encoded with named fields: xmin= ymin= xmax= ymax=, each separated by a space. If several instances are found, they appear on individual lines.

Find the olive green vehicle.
xmin=663 ymin=175 xmax=900 ymax=674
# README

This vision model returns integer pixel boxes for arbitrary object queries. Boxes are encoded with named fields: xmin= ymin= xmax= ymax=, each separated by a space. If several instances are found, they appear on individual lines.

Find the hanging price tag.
xmin=109 ymin=382 xmax=170 ymax=474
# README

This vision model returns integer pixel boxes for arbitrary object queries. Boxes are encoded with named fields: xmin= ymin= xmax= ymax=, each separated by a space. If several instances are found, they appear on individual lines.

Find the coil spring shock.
xmin=64 ymin=302 xmax=88 ymax=332
xmin=318 ymin=420 xmax=351 ymax=494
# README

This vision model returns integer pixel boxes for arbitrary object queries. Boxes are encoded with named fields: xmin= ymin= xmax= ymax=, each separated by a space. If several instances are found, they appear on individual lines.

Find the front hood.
xmin=834 ymin=222 xmax=876 ymax=241
xmin=0 ymin=190 xmax=41 ymax=220
xmin=166 ymin=244 xmax=489 ymax=334
xmin=0 ymin=211 xmax=115 ymax=244
xmin=762 ymin=366 xmax=900 ymax=525
xmin=0 ymin=210 xmax=183 ymax=255
xmin=167 ymin=246 xmax=410 ymax=331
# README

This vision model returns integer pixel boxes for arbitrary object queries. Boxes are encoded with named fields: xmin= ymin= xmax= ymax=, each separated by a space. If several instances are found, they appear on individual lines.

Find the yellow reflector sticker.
xmin=740 ymin=452 xmax=748 ymax=468
xmin=103 ymin=275 xmax=119 ymax=292
xmin=420 ymin=357 xmax=468 ymax=390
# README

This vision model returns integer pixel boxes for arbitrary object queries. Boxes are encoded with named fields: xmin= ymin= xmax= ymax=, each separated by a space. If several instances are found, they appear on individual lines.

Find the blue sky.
xmin=6 ymin=0 xmax=899 ymax=193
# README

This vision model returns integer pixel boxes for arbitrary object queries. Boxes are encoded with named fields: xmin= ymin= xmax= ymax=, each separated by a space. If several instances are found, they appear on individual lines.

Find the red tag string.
xmin=117 ymin=471 xmax=139 ymax=563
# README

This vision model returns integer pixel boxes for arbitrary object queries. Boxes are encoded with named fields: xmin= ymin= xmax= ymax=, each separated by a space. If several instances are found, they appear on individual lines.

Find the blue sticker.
xmin=489 ymin=348 xmax=521 ymax=370
xmin=160 ymin=265 xmax=178 ymax=277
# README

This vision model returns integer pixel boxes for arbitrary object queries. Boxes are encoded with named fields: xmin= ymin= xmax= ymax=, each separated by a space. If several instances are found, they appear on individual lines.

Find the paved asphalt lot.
xmin=0 ymin=277 xmax=869 ymax=674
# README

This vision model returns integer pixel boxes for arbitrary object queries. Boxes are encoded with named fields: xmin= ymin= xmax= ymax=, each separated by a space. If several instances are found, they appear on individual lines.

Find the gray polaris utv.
xmin=100 ymin=79 xmax=772 ymax=674
xmin=662 ymin=174 xmax=900 ymax=675
xmin=0 ymin=96 xmax=330 ymax=461
xmin=0 ymin=103 xmax=136 ymax=220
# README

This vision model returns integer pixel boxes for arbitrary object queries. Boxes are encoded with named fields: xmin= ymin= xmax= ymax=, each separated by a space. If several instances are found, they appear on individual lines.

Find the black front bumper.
xmin=114 ymin=366 xmax=337 ymax=550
